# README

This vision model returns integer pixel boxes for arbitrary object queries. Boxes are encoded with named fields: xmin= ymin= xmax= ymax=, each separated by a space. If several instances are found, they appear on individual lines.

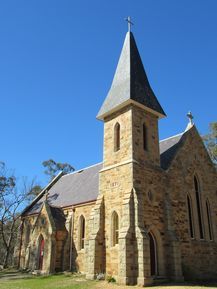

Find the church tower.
xmin=94 ymin=29 xmax=168 ymax=286
xmin=97 ymin=31 xmax=166 ymax=168
xmin=88 ymin=28 xmax=183 ymax=286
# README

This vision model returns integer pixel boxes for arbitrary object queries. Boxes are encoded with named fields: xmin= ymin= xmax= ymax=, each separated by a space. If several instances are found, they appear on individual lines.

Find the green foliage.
xmin=28 ymin=185 xmax=42 ymax=197
xmin=42 ymin=159 xmax=75 ymax=181
xmin=106 ymin=275 xmax=116 ymax=283
xmin=203 ymin=122 xmax=217 ymax=165
xmin=0 ymin=162 xmax=16 ymax=197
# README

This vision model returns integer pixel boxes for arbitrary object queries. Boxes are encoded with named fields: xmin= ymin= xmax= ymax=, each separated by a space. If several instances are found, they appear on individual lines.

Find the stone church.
xmin=16 ymin=29 xmax=217 ymax=286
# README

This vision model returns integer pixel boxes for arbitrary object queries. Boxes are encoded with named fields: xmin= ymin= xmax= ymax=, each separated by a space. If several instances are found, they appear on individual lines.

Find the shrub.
xmin=106 ymin=275 xmax=116 ymax=283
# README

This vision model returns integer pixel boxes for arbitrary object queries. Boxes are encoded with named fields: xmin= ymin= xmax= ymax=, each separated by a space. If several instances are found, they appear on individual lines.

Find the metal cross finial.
xmin=125 ymin=16 xmax=134 ymax=32
xmin=187 ymin=111 xmax=194 ymax=125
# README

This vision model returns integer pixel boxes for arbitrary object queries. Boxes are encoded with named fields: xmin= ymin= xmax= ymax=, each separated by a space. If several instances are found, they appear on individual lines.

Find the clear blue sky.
xmin=0 ymin=0 xmax=216 ymax=185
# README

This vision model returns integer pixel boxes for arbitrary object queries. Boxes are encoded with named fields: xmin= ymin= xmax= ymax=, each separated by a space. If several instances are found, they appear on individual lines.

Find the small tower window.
xmin=78 ymin=215 xmax=85 ymax=250
xmin=206 ymin=199 xmax=213 ymax=241
xmin=143 ymin=123 xmax=148 ymax=151
xmin=114 ymin=123 xmax=120 ymax=152
xmin=111 ymin=211 xmax=119 ymax=246
xmin=194 ymin=176 xmax=204 ymax=239
xmin=187 ymin=194 xmax=194 ymax=238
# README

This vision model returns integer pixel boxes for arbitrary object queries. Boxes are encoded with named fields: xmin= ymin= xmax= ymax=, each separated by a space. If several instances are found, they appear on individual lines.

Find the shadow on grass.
xmin=0 ymin=269 xmax=18 ymax=274
xmin=0 ymin=268 xmax=33 ymax=280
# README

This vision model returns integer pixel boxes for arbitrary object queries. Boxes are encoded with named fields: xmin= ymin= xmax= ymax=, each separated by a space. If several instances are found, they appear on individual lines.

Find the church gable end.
xmin=165 ymin=126 xmax=217 ymax=279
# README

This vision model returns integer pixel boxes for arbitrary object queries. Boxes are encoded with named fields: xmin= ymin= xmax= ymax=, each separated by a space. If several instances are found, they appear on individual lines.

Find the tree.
xmin=0 ymin=162 xmax=36 ymax=267
xmin=203 ymin=122 xmax=217 ymax=166
xmin=42 ymin=159 xmax=75 ymax=181
xmin=0 ymin=159 xmax=74 ymax=267
xmin=29 ymin=185 xmax=42 ymax=197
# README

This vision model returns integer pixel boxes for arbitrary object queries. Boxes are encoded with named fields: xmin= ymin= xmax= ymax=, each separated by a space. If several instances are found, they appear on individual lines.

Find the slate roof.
xmin=97 ymin=32 xmax=166 ymax=120
xmin=24 ymin=131 xmax=188 ymax=216
xmin=160 ymin=133 xmax=185 ymax=170
xmin=25 ymin=163 xmax=102 ymax=215
xmin=49 ymin=206 xmax=66 ymax=231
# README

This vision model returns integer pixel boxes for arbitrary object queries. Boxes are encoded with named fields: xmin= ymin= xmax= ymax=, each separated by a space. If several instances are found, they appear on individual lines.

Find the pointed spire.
xmin=97 ymin=31 xmax=166 ymax=120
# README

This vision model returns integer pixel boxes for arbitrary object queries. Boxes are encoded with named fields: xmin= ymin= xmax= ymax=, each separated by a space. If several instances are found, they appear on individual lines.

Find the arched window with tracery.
xmin=187 ymin=194 xmax=194 ymax=238
xmin=111 ymin=211 xmax=119 ymax=246
xmin=78 ymin=215 xmax=85 ymax=250
xmin=114 ymin=123 xmax=120 ymax=152
xmin=206 ymin=199 xmax=213 ymax=241
xmin=194 ymin=176 xmax=204 ymax=239
xmin=143 ymin=123 xmax=148 ymax=151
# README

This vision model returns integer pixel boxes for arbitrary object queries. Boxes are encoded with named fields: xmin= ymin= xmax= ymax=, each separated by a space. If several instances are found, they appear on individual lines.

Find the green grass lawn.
xmin=0 ymin=273 xmax=96 ymax=289
xmin=0 ymin=272 xmax=217 ymax=289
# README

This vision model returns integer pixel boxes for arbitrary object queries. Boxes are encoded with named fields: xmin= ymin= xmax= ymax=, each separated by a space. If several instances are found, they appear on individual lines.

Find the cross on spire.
xmin=187 ymin=111 xmax=194 ymax=125
xmin=125 ymin=16 xmax=134 ymax=32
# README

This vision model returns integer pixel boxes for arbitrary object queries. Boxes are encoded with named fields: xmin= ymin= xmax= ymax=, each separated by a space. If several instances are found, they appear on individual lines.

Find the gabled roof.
xmin=160 ymin=132 xmax=185 ymax=170
xmin=21 ymin=171 xmax=64 ymax=216
xmin=25 ymin=163 xmax=102 ymax=216
xmin=33 ymin=201 xmax=66 ymax=231
xmin=49 ymin=206 xmax=66 ymax=231
xmin=24 ymin=130 xmax=190 ymax=216
xmin=97 ymin=32 xmax=166 ymax=120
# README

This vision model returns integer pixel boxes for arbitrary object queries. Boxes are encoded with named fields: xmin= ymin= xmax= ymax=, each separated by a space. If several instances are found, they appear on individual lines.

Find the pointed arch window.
xmin=114 ymin=123 xmax=120 ymax=152
xmin=111 ymin=211 xmax=119 ymax=246
xmin=78 ymin=215 xmax=85 ymax=250
xmin=143 ymin=123 xmax=148 ymax=151
xmin=38 ymin=234 xmax=45 ymax=270
xmin=206 ymin=199 xmax=213 ymax=241
xmin=24 ymin=222 xmax=31 ymax=246
xmin=187 ymin=194 xmax=194 ymax=238
xmin=194 ymin=176 xmax=204 ymax=239
xmin=148 ymin=232 xmax=158 ymax=276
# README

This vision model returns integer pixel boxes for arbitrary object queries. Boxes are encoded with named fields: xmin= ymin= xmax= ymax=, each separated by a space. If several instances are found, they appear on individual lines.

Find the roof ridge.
xmin=21 ymin=171 xmax=63 ymax=216
xmin=62 ymin=162 xmax=103 ymax=178
xmin=160 ymin=132 xmax=184 ymax=143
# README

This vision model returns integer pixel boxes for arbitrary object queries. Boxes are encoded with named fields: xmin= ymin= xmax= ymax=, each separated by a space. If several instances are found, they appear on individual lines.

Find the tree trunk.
xmin=2 ymin=221 xmax=15 ymax=268
xmin=3 ymin=246 xmax=10 ymax=268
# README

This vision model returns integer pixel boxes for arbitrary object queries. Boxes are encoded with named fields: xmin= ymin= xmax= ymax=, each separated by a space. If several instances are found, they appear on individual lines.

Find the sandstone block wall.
xmin=167 ymin=127 xmax=217 ymax=280
xmin=18 ymin=106 xmax=217 ymax=284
